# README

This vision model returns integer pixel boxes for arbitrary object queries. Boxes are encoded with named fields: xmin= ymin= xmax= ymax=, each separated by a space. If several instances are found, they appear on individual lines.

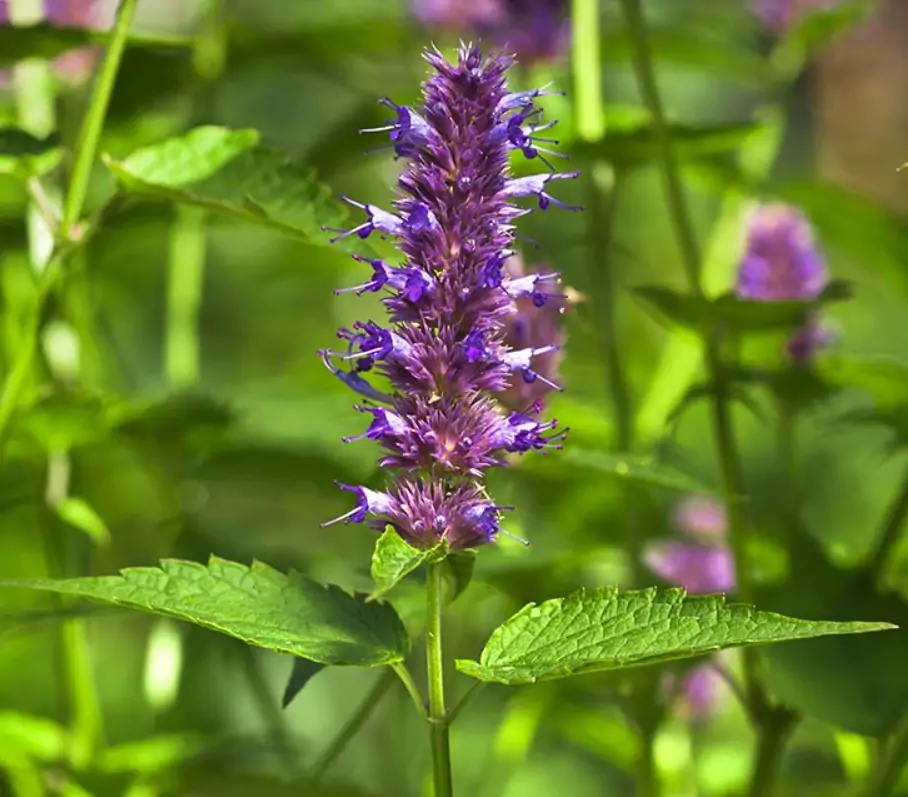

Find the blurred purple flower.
xmin=735 ymin=204 xmax=828 ymax=302
xmin=735 ymin=203 xmax=836 ymax=365
xmin=499 ymin=253 xmax=578 ymax=410
xmin=644 ymin=541 xmax=736 ymax=594
xmin=662 ymin=658 xmax=731 ymax=721
xmin=673 ymin=494 xmax=727 ymax=542
xmin=321 ymin=45 xmax=576 ymax=550
xmin=751 ymin=0 xmax=841 ymax=33
xmin=413 ymin=0 xmax=570 ymax=64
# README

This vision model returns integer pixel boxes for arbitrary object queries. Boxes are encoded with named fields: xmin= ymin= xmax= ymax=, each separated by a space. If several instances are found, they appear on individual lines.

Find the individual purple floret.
xmin=499 ymin=253 xmax=578 ymax=410
xmin=321 ymin=45 xmax=576 ymax=550
xmin=735 ymin=204 xmax=828 ymax=302
xmin=412 ymin=0 xmax=570 ymax=64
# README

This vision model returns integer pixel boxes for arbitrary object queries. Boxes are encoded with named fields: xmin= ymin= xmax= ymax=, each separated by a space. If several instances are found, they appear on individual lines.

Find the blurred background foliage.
xmin=2 ymin=0 xmax=908 ymax=795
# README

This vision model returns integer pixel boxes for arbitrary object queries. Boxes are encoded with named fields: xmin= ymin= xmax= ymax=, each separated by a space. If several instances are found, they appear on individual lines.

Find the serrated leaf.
xmin=455 ymin=587 xmax=894 ymax=685
xmin=574 ymin=116 xmax=759 ymax=171
xmin=370 ymin=527 xmax=439 ymax=600
xmin=281 ymin=658 xmax=326 ymax=709
xmin=0 ymin=557 xmax=409 ymax=667
xmin=562 ymin=449 xmax=711 ymax=494
xmin=0 ymin=23 xmax=191 ymax=67
xmin=103 ymin=127 xmax=350 ymax=248
xmin=55 ymin=498 xmax=110 ymax=547
xmin=0 ymin=129 xmax=63 ymax=177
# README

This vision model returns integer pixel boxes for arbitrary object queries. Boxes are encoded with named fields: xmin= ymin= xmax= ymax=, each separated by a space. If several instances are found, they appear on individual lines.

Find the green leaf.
xmin=54 ymin=498 xmax=110 ymax=547
xmin=0 ymin=557 xmax=409 ymax=667
xmin=370 ymin=527 xmax=440 ymax=600
xmin=632 ymin=281 xmax=851 ymax=335
xmin=0 ymin=712 xmax=67 ymax=761
xmin=456 ymin=587 xmax=894 ymax=685
xmin=0 ymin=22 xmax=191 ymax=67
xmin=281 ymin=658 xmax=326 ymax=709
xmin=103 ymin=127 xmax=350 ymax=248
xmin=574 ymin=113 xmax=759 ymax=171
xmin=0 ymin=128 xmax=63 ymax=178
xmin=759 ymin=534 xmax=908 ymax=736
xmin=561 ymin=449 xmax=712 ymax=494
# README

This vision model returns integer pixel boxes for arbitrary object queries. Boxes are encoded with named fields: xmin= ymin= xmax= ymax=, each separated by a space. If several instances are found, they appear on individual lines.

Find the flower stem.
xmin=748 ymin=708 xmax=798 ymax=797
xmin=0 ymin=0 xmax=140 ymax=457
xmin=616 ymin=0 xmax=764 ymax=717
xmin=867 ymin=460 xmax=908 ymax=577
xmin=310 ymin=667 xmax=396 ymax=782
xmin=426 ymin=561 xmax=454 ymax=797
xmin=867 ymin=708 xmax=908 ymax=797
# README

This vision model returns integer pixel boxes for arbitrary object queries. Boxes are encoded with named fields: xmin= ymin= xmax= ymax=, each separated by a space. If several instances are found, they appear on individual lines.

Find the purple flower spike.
xmin=322 ymin=45 xmax=576 ymax=549
xmin=735 ymin=203 xmax=828 ymax=302
xmin=644 ymin=540 xmax=736 ymax=594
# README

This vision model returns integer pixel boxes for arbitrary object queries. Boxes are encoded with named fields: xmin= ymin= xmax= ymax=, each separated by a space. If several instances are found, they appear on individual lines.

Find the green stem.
xmin=236 ymin=645 xmax=294 ymax=772
xmin=867 ymin=461 xmax=908 ymax=577
xmin=59 ymin=0 xmax=138 ymax=236
xmin=426 ymin=562 xmax=454 ymax=797
xmin=311 ymin=668 xmax=396 ymax=782
xmin=165 ymin=206 xmax=207 ymax=387
xmin=447 ymin=680 xmax=485 ymax=726
xmin=0 ymin=0 xmax=140 ymax=457
xmin=391 ymin=662 xmax=427 ymax=720
xmin=748 ymin=708 xmax=798 ymax=797
xmin=616 ymin=0 xmax=763 ymax=717
xmin=867 ymin=708 xmax=908 ymax=797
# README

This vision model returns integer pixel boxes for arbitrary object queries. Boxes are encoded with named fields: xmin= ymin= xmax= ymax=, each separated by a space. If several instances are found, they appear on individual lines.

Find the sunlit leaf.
xmin=0 ymin=557 xmax=409 ymax=667
xmin=370 ymin=527 xmax=440 ymax=600
xmin=103 ymin=127 xmax=351 ymax=248
xmin=0 ymin=712 xmax=67 ymax=761
xmin=456 ymin=587 xmax=893 ymax=685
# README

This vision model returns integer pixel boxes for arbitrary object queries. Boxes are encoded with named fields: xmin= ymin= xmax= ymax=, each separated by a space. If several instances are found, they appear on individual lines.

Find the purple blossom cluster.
xmin=735 ymin=203 xmax=836 ymax=365
xmin=646 ymin=495 xmax=735 ymax=719
xmin=321 ymin=45 xmax=577 ymax=551
xmin=412 ymin=0 xmax=570 ymax=64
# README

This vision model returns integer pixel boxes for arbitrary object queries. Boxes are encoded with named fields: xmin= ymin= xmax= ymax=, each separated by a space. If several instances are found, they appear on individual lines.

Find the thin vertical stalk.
xmin=165 ymin=206 xmax=206 ymax=387
xmin=0 ymin=0 xmax=141 ymax=454
xmin=616 ymin=0 xmax=763 ymax=716
xmin=748 ymin=708 xmax=798 ymax=797
xmin=867 ymin=707 xmax=908 ymax=797
xmin=867 ymin=460 xmax=908 ymax=577
xmin=426 ymin=562 xmax=453 ymax=797
xmin=310 ymin=668 xmax=396 ymax=782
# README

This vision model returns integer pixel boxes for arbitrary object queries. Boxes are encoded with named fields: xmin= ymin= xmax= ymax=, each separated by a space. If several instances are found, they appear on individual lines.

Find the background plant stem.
xmin=615 ymin=6 xmax=800 ymax=797
xmin=310 ymin=668 xmax=395 ymax=782
xmin=426 ymin=561 xmax=454 ymax=797
xmin=867 ymin=707 xmax=908 ymax=797
xmin=867 ymin=460 xmax=908 ymax=577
